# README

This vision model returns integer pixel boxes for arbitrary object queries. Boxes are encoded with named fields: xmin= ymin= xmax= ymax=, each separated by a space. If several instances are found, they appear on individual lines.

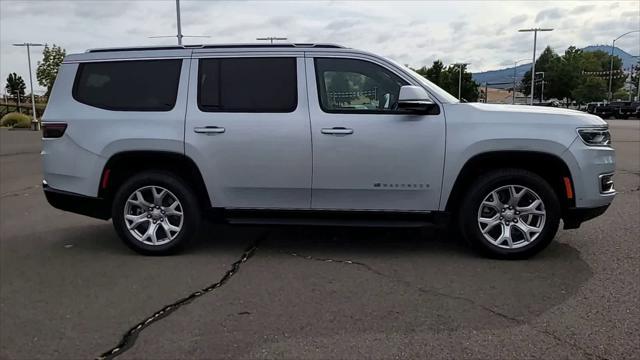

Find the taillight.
xmin=42 ymin=123 xmax=67 ymax=138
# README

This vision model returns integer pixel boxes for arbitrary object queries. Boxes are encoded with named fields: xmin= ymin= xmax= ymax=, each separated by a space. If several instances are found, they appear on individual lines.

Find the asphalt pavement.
xmin=0 ymin=120 xmax=638 ymax=359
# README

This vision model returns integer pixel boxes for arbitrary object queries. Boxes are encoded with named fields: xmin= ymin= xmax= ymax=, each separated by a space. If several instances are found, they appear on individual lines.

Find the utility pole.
xmin=637 ymin=70 xmax=640 ymax=101
xmin=484 ymin=82 xmax=488 ymax=103
xmin=454 ymin=63 xmax=470 ymax=100
xmin=512 ymin=58 xmax=529 ymax=104
xmin=536 ymin=71 xmax=545 ymax=102
xmin=13 ymin=42 xmax=45 ymax=130
xmin=519 ymin=28 xmax=553 ymax=105
xmin=149 ymin=0 xmax=210 ymax=45
xmin=256 ymin=37 xmax=288 ymax=44
xmin=175 ymin=0 xmax=183 ymax=45
xmin=608 ymin=30 xmax=640 ymax=101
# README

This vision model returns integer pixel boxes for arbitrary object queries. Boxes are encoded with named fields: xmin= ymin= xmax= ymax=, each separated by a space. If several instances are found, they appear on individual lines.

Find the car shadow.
xmin=50 ymin=221 xmax=593 ymax=330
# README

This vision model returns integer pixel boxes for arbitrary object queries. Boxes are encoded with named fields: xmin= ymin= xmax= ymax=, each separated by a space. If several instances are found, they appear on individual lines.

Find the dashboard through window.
xmin=314 ymin=58 xmax=408 ymax=113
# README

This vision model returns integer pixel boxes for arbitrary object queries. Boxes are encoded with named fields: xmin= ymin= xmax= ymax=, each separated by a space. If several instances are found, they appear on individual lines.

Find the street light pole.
xmin=512 ymin=58 xmax=529 ymax=104
xmin=175 ymin=0 xmax=183 ymax=45
xmin=519 ymin=28 xmax=553 ymax=105
xmin=13 ymin=42 xmax=45 ymax=130
xmin=608 ymin=30 xmax=640 ymax=101
xmin=149 ymin=0 xmax=210 ymax=44
xmin=454 ymin=63 xmax=470 ymax=100
xmin=535 ymin=71 xmax=545 ymax=102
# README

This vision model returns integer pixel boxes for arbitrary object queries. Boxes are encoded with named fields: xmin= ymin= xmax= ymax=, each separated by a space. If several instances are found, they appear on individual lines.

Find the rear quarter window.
xmin=73 ymin=59 xmax=182 ymax=111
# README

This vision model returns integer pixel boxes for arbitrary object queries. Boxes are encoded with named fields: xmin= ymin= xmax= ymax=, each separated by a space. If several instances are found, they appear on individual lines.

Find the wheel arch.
xmin=98 ymin=151 xmax=211 ymax=209
xmin=444 ymin=150 xmax=575 ymax=215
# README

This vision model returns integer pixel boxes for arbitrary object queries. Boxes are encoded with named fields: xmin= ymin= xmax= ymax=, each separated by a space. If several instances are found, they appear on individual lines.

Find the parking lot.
xmin=0 ymin=120 xmax=638 ymax=359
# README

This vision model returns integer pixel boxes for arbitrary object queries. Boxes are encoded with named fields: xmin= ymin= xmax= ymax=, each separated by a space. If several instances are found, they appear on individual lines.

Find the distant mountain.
xmin=582 ymin=45 xmax=637 ymax=69
xmin=472 ymin=45 xmax=638 ymax=89
xmin=472 ymin=63 xmax=531 ymax=89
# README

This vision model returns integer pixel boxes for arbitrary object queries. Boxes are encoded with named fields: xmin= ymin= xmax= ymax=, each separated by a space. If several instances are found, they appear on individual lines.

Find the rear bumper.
xmin=562 ymin=204 xmax=610 ymax=229
xmin=43 ymin=183 xmax=110 ymax=220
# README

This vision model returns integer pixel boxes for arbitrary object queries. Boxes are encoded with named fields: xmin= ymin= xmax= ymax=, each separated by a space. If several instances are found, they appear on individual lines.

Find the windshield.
xmin=405 ymin=67 xmax=460 ymax=104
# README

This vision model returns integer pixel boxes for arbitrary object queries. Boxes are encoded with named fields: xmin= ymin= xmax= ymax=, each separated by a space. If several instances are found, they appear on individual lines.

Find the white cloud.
xmin=1 ymin=0 xmax=638 ymax=93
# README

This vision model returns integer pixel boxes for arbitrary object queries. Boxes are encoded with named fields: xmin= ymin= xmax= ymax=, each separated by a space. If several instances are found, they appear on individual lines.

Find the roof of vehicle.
xmin=85 ymin=43 xmax=346 ymax=53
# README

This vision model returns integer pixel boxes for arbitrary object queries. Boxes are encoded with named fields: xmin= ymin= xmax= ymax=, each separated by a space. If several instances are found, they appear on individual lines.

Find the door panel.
xmin=306 ymin=56 xmax=446 ymax=211
xmin=185 ymin=56 xmax=311 ymax=209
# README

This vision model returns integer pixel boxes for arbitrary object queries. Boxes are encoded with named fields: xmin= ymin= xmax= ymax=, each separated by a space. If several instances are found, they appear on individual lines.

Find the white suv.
xmin=41 ymin=43 xmax=615 ymax=258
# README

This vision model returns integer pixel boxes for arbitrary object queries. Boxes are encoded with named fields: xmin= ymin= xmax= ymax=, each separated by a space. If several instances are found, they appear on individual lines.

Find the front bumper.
xmin=562 ymin=204 xmax=610 ymax=229
xmin=43 ymin=183 xmax=110 ymax=220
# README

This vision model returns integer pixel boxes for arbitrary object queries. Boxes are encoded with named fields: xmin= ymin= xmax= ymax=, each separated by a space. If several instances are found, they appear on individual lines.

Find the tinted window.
xmin=315 ymin=58 xmax=408 ymax=113
xmin=73 ymin=59 xmax=182 ymax=111
xmin=198 ymin=58 xmax=297 ymax=112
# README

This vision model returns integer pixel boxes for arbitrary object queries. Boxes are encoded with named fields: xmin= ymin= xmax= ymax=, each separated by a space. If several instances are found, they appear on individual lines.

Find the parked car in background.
xmin=532 ymin=100 xmax=561 ymax=107
xmin=41 ymin=43 xmax=615 ymax=259
xmin=586 ymin=102 xmax=617 ymax=118
xmin=613 ymin=101 xmax=640 ymax=119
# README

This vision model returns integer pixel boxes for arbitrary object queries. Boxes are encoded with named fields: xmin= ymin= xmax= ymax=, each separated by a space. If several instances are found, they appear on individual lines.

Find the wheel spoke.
xmin=128 ymin=190 xmax=153 ymax=208
xmin=514 ymin=222 xmax=533 ymax=242
xmin=479 ymin=214 xmax=501 ymax=234
xmin=160 ymin=220 xmax=181 ymax=239
xmin=140 ymin=223 xmax=159 ymax=244
xmin=502 ymin=224 xmax=513 ymax=248
xmin=481 ymin=191 xmax=503 ymax=211
xmin=165 ymin=200 xmax=183 ymax=216
xmin=125 ymin=214 xmax=149 ymax=229
xmin=509 ymin=186 xmax=526 ymax=206
xmin=517 ymin=199 xmax=544 ymax=215
xmin=151 ymin=187 xmax=167 ymax=205
xmin=482 ymin=221 xmax=501 ymax=234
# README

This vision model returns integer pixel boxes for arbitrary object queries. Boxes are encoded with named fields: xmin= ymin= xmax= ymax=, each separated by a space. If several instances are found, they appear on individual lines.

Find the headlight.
xmin=577 ymin=128 xmax=611 ymax=146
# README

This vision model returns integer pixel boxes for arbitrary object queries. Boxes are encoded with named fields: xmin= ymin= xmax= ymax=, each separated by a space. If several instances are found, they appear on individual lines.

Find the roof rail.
xmin=87 ymin=43 xmax=345 ymax=53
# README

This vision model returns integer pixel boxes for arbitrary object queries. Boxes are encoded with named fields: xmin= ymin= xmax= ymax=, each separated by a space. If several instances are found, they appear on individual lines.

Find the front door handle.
xmin=321 ymin=127 xmax=354 ymax=135
xmin=194 ymin=126 xmax=225 ymax=134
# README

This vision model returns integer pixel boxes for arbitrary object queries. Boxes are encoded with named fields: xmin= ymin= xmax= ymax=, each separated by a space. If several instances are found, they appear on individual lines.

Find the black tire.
xmin=457 ymin=169 xmax=561 ymax=259
xmin=112 ymin=170 xmax=201 ymax=255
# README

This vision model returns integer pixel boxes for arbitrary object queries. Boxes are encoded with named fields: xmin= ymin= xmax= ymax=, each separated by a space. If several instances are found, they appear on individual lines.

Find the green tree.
xmin=414 ymin=60 xmax=479 ymax=101
xmin=630 ymin=64 xmax=639 ymax=100
xmin=5 ymin=73 xmax=26 ymax=109
xmin=520 ymin=46 xmax=625 ymax=105
xmin=36 ymin=44 xmax=66 ymax=97
xmin=545 ymin=46 xmax=583 ymax=105
xmin=572 ymin=77 xmax=607 ymax=103
xmin=520 ymin=46 xmax=559 ymax=100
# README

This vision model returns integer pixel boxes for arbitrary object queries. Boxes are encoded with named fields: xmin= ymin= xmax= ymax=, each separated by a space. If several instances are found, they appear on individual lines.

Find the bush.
xmin=12 ymin=118 xmax=33 ymax=128
xmin=1 ymin=112 xmax=31 ymax=128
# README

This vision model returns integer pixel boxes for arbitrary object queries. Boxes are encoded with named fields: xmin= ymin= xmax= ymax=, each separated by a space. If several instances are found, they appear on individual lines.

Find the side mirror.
xmin=397 ymin=85 xmax=439 ymax=115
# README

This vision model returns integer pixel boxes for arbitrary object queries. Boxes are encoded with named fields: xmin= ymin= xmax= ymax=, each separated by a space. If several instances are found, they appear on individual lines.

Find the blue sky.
xmin=1 ymin=0 xmax=638 ymax=94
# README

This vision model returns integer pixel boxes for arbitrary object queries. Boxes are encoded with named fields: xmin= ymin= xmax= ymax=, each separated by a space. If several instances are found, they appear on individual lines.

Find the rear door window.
xmin=73 ymin=59 xmax=182 ymax=111
xmin=198 ymin=57 xmax=297 ymax=113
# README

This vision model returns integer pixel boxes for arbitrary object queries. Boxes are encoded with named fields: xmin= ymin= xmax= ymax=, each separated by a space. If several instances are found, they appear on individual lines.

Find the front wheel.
xmin=458 ymin=169 xmax=561 ymax=259
xmin=112 ymin=171 xmax=201 ymax=255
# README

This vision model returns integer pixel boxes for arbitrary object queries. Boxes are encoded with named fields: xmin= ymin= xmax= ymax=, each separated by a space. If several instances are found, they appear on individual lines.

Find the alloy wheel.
xmin=123 ymin=185 xmax=184 ymax=246
xmin=477 ymin=184 xmax=546 ymax=249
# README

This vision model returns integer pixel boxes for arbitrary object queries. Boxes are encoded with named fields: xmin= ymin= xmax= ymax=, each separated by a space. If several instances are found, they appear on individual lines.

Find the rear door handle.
xmin=321 ymin=127 xmax=354 ymax=135
xmin=194 ymin=126 xmax=225 ymax=134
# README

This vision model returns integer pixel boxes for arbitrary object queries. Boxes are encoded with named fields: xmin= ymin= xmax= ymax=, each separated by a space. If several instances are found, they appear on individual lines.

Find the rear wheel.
xmin=458 ymin=169 xmax=561 ymax=259
xmin=112 ymin=171 xmax=200 ymax=255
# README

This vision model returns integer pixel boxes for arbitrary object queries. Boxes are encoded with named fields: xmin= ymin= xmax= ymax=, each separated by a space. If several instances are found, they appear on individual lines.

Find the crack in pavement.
xmin=95 ymin=235 xmax=264 ymax=360
xmin=282 ymin=250 xmax=607 ymax=360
